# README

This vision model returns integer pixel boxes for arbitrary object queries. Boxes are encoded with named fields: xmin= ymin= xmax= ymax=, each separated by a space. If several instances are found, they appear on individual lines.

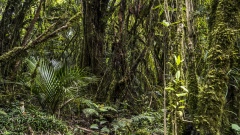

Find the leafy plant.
xmin=81 ymin=99 xmax=117 ymax=134
xmin=81 ymin=99 xmax=117 ymax=117
xmin=24 ymin=57 xmax=97 ymax=113
xmin=166 ymin=55 xmax=189 ymax=134
xmin=166 ymin=55 xmax=188 ymax=110
xmin=111 ymin=111 xmax=163 ymax=134
xmin=0 ymin=109 xmax=7 ymax=116
xmin=232 ymin=124 xmax=240 ymax=134
xmin=0 ymin=107 xmax=71 ymax=134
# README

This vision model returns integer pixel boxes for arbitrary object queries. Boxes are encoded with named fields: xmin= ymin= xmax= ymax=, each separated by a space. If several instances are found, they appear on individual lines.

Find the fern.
xmin=99 ymin=106 xmax=117 ymax=112
xmin=83 ymin=108 xmax=99 ymax=117
xmin=110 ymin=111 xmax=163 ymax=134
xmin=132 ymin=113 xmax=154 ymax=123
xmin=81 ymin=99 xmax=99 ymax=109
xmin=0 ymin=109 xmax=7 ymax=116
xmin=111 ymin=118 xmax=132 ymax=132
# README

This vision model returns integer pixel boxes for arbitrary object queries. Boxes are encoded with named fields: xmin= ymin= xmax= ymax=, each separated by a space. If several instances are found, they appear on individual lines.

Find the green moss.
xmin=187 ymin=59 xmax=199 ymax=116
xmin=0 ymin=107 xmax=71 ymax=134
xmin=0 ymin=47 xmax=23 ymax=63
xmin=196 ymin=0 xmax=240 ymax=134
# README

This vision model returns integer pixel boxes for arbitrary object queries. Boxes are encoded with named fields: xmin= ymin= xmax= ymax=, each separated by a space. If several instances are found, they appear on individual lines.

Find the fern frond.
xmin=83 ymin=108 xmax=99 ymax=117
xmin=131 ymin=113 xmax=155 ymax=123
xmin=24 ymin=57 xmax=98 ymax=113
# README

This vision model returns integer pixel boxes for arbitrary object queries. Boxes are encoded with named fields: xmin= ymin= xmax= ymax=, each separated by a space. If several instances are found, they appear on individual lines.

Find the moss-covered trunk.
xmin=0 ymin=0 xmax=33 ymax=78
xmin=185 ymin=0 xmax=198 ymax=116
xmin=196 ymin=0 xmax=240 ymax=134
xmin=81 ymin=0 xmax=109 ymax=74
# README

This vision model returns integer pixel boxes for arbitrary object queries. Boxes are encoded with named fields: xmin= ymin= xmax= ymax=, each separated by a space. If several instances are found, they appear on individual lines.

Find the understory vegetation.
xmin=1 ymin=0 xmax=240 ymax=134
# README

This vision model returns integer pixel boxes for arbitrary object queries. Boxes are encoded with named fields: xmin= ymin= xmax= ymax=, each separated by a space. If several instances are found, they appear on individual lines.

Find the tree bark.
xmin=0 ymin=0 xmax=33 ymax=79
xmin=196 ymin=0 xmax=240 ymax=134
xmin=81 ymin=0 xmax=109 ymax=75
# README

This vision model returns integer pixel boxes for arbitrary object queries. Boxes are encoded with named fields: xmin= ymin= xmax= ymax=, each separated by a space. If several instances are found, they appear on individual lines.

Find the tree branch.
xmin=21 ymin=0 xmax=43 ymax=46
xmin=0 ymin=12 xmax=81 ymax=63
xmin=119 ymin=45 xmax=149 ymax=84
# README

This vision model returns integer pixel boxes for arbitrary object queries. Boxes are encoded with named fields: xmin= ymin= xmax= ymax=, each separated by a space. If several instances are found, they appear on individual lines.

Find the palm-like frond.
xmin=25 ymin=58 xmax=97 ymax=113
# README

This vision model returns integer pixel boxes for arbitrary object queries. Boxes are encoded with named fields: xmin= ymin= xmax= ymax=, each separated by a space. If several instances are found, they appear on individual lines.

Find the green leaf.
xmin=100 ymin=106 xmax=117 ymax=112
xmin=172 ymin=105 xmax=177 ymax=108
xmin=165 ymin=87 xmax=174 ymax=91
xmin=90 ymin=124 xmax=99 ymax=129
xmin=232 ymin=124 xmax=240 ymax=131
xmin=82 ymin=99 xmax=99 ymax=109
xmin=178 ymin=106 xmax=185 ymax=109
xmin=179 ymin=100 xmax=186 ymax=103
xmin=0 ymin=110 xmax=7 ymax=116
xmin=161 ymin=20 xmax=170 ymax=27
xmin=106 ymin=58 xmax=109 ymax=64
xmin=204 ymin=51 xmax=208 ymax=61
xmin=101 ymin=126 xmax=110 ymax=133
xmin=99 ymin=107 xmax=108 ymax=112
xmin=100 ymin=120 xmax=107 ymax=125
xmin=175 ymin=55 xmax=181 ymax=66
xmin=175 ymin=71 xmax=180 ymax=80
xmin=132 ymin=114 xmax=154 ymax=123
xmin=176 ymin=93 xmax=188 ymax=97
xmin=180 ymin=86 xmax=188 ymax=92
xmin=83 ymin=108 xmax=99 ymax=117
xmin=2 ymin=131 xmax=11 ymax=135
xmin=153 ymin=5 xmax=161 ymax=10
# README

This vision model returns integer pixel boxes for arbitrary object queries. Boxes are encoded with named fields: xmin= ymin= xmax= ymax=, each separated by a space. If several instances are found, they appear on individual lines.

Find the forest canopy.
xmin=0 ymin=0 xmax=240 ymax=134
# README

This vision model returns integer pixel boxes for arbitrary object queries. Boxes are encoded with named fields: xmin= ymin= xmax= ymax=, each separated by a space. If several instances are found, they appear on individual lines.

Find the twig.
xmin=77 ymin=126 xmax=105 ymax=135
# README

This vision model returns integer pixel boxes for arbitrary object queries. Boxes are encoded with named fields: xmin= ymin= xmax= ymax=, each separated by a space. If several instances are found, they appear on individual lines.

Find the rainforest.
xmin=0 ymin=0 xmax=240 ymax=134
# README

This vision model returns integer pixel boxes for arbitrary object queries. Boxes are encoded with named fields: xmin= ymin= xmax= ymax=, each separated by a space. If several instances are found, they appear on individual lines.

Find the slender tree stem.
xmin=163 ymin=39 xmax=167 ymax=135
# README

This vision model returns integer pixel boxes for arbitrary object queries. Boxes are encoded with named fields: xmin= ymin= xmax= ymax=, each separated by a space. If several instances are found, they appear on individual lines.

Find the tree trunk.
xmin=196 ymin=0 xmax=240 ymax=134
xmin=0 ymin=0 xmax=33 ymax=79
xmin=81 ymin=0 xmax=109 ymax=75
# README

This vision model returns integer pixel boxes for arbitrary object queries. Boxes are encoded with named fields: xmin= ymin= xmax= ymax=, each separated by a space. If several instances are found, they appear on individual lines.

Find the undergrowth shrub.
xmin=0 ymin=106 xmax=71 ymax=135
xmin=80 ymin=99 xmax=163 ymax=135
xmin=111 ymin=111 xmax=164 ymax=134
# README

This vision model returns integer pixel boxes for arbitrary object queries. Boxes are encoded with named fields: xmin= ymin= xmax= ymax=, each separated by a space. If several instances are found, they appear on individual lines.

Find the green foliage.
xmin=174 ymin=55 xmax=182 ymax=67
xmin=0 ymin=109 xmax=7 ymax=116
xmin=232 ymin=124 xmax=240 ymax=134
xmin=1 ymin=0 xmax=239 ymax=134
xmin=76 ymin=99 xmax=117 ymax=134
xmin=232 ymin=124 xmax=240 ymax=131
xmin=131 ymin=113 xmax=154 ymax=123
xmin=24 ymin=57 xmax=97 ymax=113
xmin=166 ymin=54 xmax=189 ymax=134
xmin=161 ymin=20 xmax=170 ymax=27
xmin=81 ymin=99 xmax=117 ymax=116
xmin=0 ymin=107 xmax=71 ymax=134
xmin=228 ymin=68 xmax=240 ymax=88
xmin=111 ymin=111 xmax=163 ymax=134
xmin=79 ymin=99 xmax=163 ymax=134
xmin=167 ymin=55 xmax=188 ymax=111
xmin=83 ymin=108 xmax=99 ymax=117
